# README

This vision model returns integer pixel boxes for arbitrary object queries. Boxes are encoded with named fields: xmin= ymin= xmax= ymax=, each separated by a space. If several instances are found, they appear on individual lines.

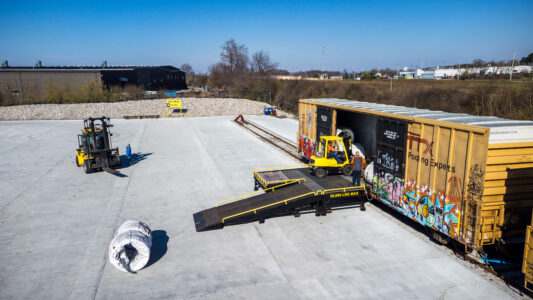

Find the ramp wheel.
xmin=342 ymin=164 xmax=352 ymax=176
xmin=315 ymin=167 xmax=326 ymax=178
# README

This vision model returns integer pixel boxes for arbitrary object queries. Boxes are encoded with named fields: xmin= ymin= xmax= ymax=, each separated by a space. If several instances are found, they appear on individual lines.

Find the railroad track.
xmin=234 ymin=115 xmax=300 ymax=160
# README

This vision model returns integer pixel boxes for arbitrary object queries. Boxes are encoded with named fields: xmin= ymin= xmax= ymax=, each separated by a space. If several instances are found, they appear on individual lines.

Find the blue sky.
xmin=1 ymin=0 xmax=532 ymax=72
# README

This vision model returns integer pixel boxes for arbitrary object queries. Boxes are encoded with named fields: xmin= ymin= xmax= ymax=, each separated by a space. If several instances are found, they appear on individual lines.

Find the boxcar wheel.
xmin=431 ymin=231 xmax=449 ymax=245
xmin=315 ymin=167 xmax=327 ymax=178
xmin=342 ymin=164 xmax=352 ymax=176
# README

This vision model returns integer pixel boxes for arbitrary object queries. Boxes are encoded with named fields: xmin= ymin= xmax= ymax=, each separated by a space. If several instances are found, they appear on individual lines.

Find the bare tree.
xmin=472 ymin=59 xmax=486 ymax=67
xmin=180 ymin=63 xmax=194 ymax=85
xmin=250 ymin=50 xmax=278 ymax=74
xmin=180 ymin=63 xmax=193 ymax=76
xmin=220 ymin=38 xmax=249 ymax=75
xmin=208 ymin=62 xmax=228 ymax=88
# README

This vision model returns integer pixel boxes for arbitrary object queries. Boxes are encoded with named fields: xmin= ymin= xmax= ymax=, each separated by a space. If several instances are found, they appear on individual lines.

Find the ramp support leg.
xmin=315 ymin=199 xmax=329 ymax=216
xmin=254 ymin=178 xmax=260 ymax=191
xmin=291 ymin=209 xmax=301 ymax=217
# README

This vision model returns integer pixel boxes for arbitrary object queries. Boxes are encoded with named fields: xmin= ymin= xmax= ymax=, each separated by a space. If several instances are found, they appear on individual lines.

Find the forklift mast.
xmin=83 ymin=117 xmax=113 ymax=152
xmin=77 ymin=116 xmax=120 ymax=173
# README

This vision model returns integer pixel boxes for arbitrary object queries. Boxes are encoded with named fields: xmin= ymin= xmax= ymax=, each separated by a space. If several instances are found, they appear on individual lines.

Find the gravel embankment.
xmin=0 ymin=98 xmax=291 ymax=120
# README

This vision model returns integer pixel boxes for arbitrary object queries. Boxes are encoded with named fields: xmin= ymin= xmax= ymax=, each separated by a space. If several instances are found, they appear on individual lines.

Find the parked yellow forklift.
xmin=75 ymin=117 xmax=121 ymax=174
xmin=309 ymin=135 xmax=353 ymax=178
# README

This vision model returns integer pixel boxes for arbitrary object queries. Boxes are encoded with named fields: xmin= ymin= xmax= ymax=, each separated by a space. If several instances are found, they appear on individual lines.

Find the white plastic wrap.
xmin=108 ymin=220 xmax=152 ymax=273
xmin=116 ymin=219 xmax=152 ymax=237
xmin=336 ymin=128 xmax=366 ymax=159
xmin=352 ymin=143 xmax=366 ymax=159
xmin=364 ymin=161 xmax=374 ymax=184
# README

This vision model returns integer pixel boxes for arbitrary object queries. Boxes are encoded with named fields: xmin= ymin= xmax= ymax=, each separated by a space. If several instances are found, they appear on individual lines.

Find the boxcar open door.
xmin=374 ymin=118 xmax=408 ymax=205
xmin=316 ymin=106 xmax=333 ymax=138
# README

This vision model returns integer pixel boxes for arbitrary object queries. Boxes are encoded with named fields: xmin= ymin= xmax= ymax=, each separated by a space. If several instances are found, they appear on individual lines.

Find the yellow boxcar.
xmin=298 ymin=98 xmax=533 ymax=249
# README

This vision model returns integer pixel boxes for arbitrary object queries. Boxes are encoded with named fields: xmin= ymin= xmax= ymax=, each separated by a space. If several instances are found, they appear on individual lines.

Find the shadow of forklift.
xmin=75 ymin=117 xmax=121 ymax=174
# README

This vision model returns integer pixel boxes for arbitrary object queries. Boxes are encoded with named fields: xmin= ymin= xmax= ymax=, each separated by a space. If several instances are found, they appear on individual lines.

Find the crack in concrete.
xmin=66 ymin=123 xmax=146 ymax=300
xmin=0 ymin=149 xmax=71 ymax=212
xmin=253 ymin=223 xmax=301 ymax=298
xmin=92 ymin=123 xmax=146 ymax=300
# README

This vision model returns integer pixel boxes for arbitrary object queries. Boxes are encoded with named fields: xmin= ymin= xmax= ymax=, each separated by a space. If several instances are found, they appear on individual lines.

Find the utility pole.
xmin=321 ymin=46 xmax=326 ymax=79
xmin=458 ymin=59 xmax=461 ymax=80
xmin=396 ymin=65 xmax=399 ymax=78
xmin=510 ymin=50 xmax=516 ymax=81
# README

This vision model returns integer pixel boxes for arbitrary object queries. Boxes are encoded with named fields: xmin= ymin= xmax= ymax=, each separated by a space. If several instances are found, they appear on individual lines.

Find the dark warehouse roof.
xmin=0 ymin=65 xmax=183 ymax=72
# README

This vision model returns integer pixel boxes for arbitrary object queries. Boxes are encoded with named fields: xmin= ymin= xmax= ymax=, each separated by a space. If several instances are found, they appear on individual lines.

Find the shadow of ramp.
xmin=145 ymin=230 xmax=169 ymax=268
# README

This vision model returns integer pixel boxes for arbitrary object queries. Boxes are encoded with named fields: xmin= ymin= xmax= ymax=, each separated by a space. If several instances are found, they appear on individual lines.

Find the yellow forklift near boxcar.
xmin=75 ymin=117 xmax=121 ymax=174
xmin=309 ymin=136 xmax=353 ymax=178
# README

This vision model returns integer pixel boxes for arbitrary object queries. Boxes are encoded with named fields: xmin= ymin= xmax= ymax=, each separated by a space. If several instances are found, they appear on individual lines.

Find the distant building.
xmin=399 ymin=65 xmax=532 ymax=80
xmin=422 ymin=67 xmax=460 ymax=79
xmin=482 ymin=65 xmax=532 ymax=75
xmin=0 ymin=62 xmax=186 ymax=103
xmin=399 ymin=70 xmax=415 ymax=79
xmin=272 ymin=75 xmax=302 ymax=80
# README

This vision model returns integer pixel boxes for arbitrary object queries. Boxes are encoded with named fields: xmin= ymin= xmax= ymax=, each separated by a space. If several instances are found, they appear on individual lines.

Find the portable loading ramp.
xmin=193 ymin=166 xmax=365 ymax=232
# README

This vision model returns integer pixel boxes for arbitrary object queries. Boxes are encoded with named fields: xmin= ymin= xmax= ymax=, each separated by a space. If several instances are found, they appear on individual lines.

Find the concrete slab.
xmin=0 ymin=116 xmax=515 ymax=299
xmin=245 ymin=115 xmax=299 ymax=144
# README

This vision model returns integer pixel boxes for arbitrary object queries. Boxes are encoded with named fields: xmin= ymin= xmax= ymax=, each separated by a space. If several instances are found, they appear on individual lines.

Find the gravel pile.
xmin=0 ymin=98 xmax=292 ymax=120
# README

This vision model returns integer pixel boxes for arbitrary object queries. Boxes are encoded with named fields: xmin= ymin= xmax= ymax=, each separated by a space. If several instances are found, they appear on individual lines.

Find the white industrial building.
xmin=421 ymin=67 xmax=461 ymax=79
xmin=400 ymin=65 xmax=532 ymax=79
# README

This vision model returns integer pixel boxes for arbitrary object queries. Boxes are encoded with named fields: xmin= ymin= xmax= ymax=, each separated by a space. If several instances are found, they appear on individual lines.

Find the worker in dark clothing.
xmin=351 ymin=151 xmax=366 ymax=186
xmin=327 ymin=141 xmax=342 ymax=164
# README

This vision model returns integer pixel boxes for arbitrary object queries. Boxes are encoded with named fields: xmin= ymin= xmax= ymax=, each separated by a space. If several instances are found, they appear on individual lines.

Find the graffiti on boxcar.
xmin=462 ymin=164 xmax=485 ymax=244
xmin=299 ymin=106 xmax=316 ymax=159
xmin=306 ymin=107 xmax=315 ymax=130
xmin=299 ymin=136 xmax=315 ymax=159
xmin=467 ymin=164 xmax=484 ymax=199
xmin=373 ymin=175 xmax=464 ymax=240
xmin=372 ymin=172 xmax=404 ymax=206
xmin=377 ymin=152 xmax=400 ymax=173
xmin=448 ymin=176 xmax=463 ymax=201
